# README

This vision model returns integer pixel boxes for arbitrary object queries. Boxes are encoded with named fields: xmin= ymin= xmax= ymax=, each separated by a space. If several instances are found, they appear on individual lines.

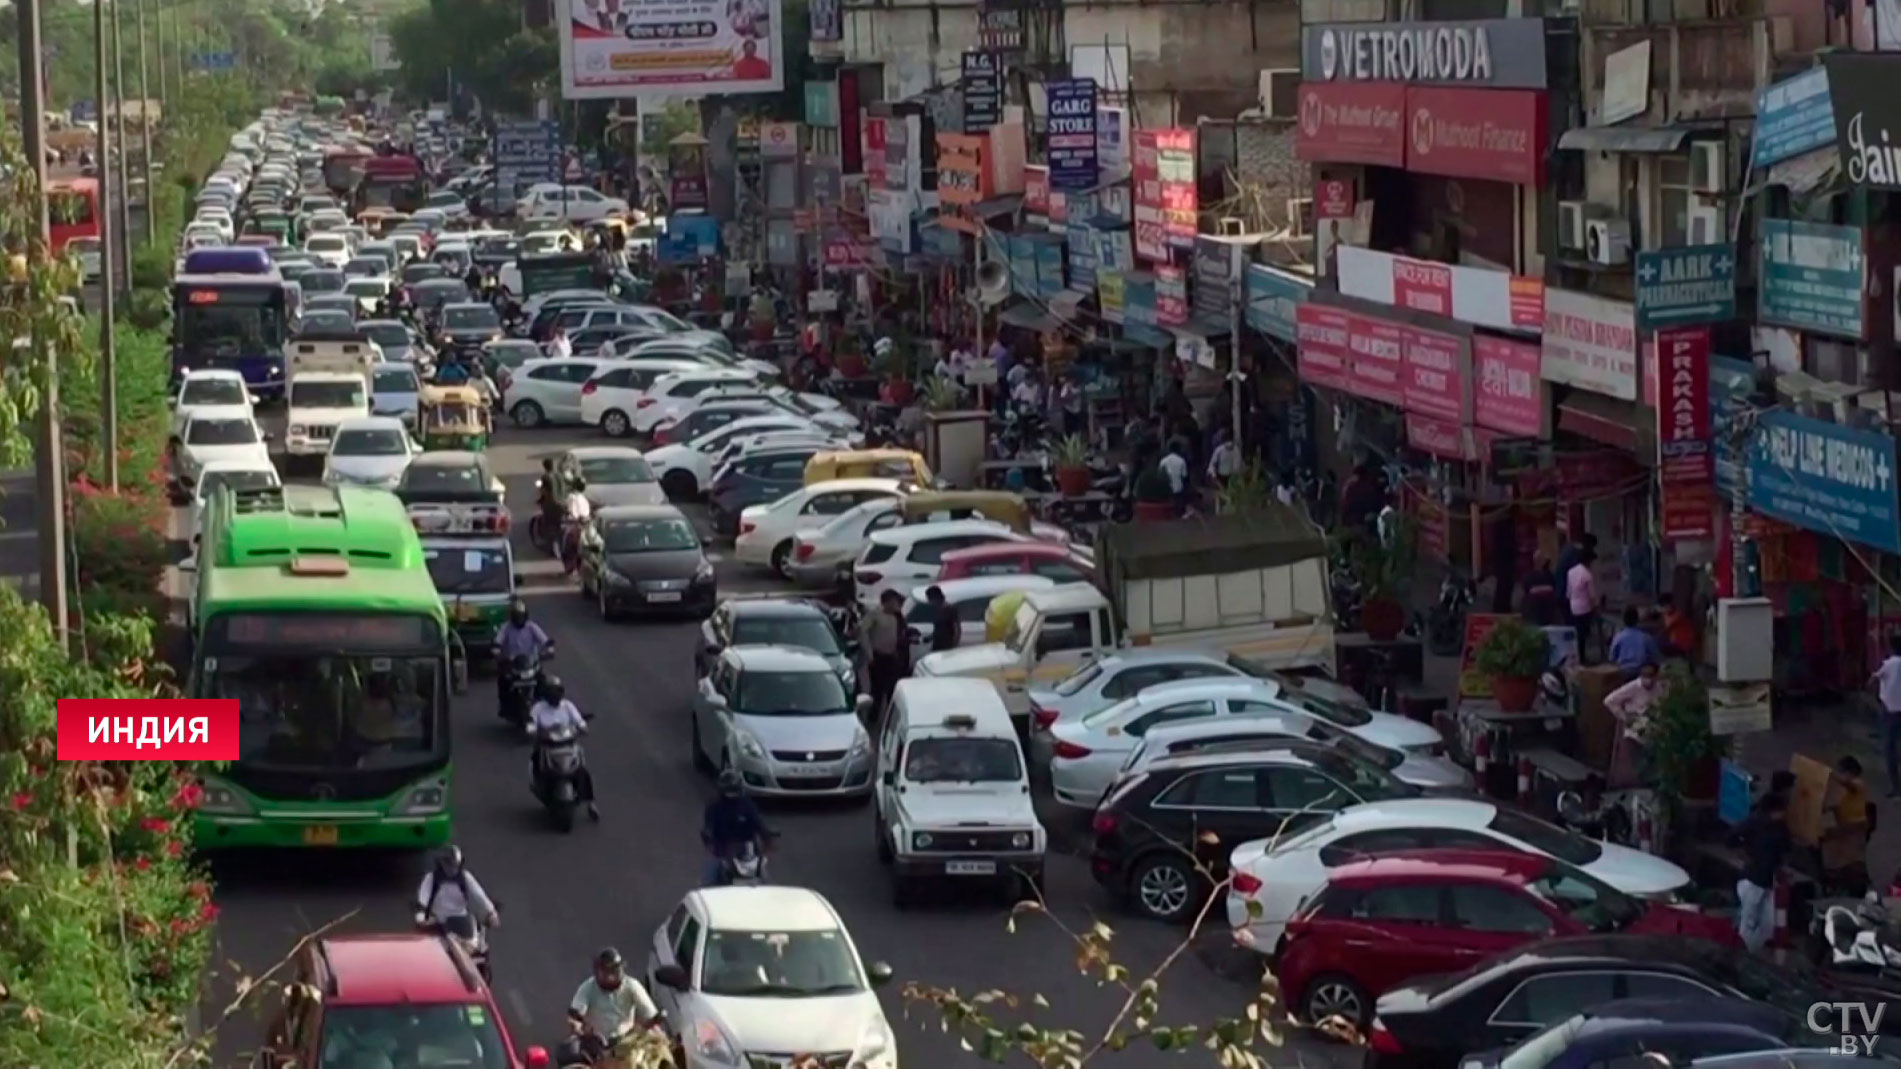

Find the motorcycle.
xmin=559 ymin=517 xmax=584 ymax=576
xmin=531 ymin=718 xmax=592 ymax=833
xmin=718 ymin=835 xmax=776 ymax=887
xmin=1425 ymin=572 xmax=1476 ymax=656
xmin=1811 ymin=895 xmax=1901 ymax=976
xmin=1555 ymin=781 xmax=1635 ymax=845
xmin=498 ymin=651 xmax=546 ymax=726
xmin=416 ymin=911 xmax=492 ymax=983
xmin=558 ymin=1018 xmax=658 ymax=1069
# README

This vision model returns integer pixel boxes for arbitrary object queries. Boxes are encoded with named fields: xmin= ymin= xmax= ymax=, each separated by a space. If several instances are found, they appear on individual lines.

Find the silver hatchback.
xmin=692 ymin=645 xmax=875 ymax=798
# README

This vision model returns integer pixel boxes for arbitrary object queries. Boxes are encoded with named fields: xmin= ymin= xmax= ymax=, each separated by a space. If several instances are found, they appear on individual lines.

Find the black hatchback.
xmin=1089 ymin=744 xmax=1418 ymax=923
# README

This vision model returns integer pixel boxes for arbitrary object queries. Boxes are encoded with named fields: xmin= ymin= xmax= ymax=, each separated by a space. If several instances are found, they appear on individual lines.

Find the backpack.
xmin=422 ymin=869 xmax=473 ymax=913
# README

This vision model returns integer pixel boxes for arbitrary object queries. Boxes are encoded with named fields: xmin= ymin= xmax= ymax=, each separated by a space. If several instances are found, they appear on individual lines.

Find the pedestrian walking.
xmin=1869 ymin=633 xmax=1901 ymax=797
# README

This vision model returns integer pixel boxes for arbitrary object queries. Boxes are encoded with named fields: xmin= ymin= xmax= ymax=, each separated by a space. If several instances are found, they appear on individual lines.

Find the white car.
xmin=578 ymin=358 xmax=710 ymax=438
xmin=519 ymin=183 xmax=628 ymax=223
xmin=173 ymin=407 xmax=271 ymax=493
xmin=734 ymin=478 xmax=909 ymax=575
xmin=424 ymin=190 xmax=469 ymax=219
xmin=189 ymin=458 xmax=280 ymax=542
xmin=303 ymin=232 xmax=350 ymax=269
xmin=647 ymin=416 xmax=835 ymax=499
xmin=783 ymin=497 xmax=910 ymax=589
xmin=321 ymin=416 xmax=418 ymax=490
xmin=1224 ymin=797 xmax=1695 ymax=957
xmin=1116 ymin=709 xmax=1474 ymax=794
xmin=170 ymin=368 xmax=255 ymax=439
xmin=633 ymin=368 xmax=761 ymax=435
xmin=519 ymin=228 xmax=574 ymax=256
xmin=849 ymin=520 xmax=1026 ymax=610
xmin=899 ymin=574 xmax=1057 ymax=665
xmin=191 ymin=212 xmax=235 ymax=242
xmin=68 ymin=236 xmax=103 ymax=282
xmin=343 ymin=276 xmax=392 ymax=315
xmin=645 ymin=887 xmax=897 ymax=1069
xmin=504 ymin=356 xmax=606 ymax=428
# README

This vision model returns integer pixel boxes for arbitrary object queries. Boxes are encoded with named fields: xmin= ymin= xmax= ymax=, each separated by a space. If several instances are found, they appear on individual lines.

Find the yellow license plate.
xmin=303 ymin=825 xmax=339 ymax=846
xmin=454 ymin=605 xmax=478 ymax=621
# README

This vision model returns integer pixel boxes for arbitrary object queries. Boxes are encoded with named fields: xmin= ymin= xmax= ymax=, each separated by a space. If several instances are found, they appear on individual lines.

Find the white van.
xmin=874 ymin=678 xmax=1045 ymax=907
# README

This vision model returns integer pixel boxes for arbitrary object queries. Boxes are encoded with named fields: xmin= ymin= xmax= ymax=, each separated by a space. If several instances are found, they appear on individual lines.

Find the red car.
xmin=935 ymin=541 xmax=1094 ymax=583
xmin=1274 ymin=850 xmax=1738 ymax=1029
xmin=254 ymin=932 xmax=549 ymax=1068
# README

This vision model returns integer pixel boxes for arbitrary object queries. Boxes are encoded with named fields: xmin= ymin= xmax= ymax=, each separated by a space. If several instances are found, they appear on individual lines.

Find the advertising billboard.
xmin=558 ymin=0 xmax=786 ymax=100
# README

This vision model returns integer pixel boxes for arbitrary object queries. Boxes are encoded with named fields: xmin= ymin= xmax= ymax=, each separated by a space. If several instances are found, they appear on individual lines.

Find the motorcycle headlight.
xmin=734 ymin=731 xmax=767 ymax=761
xmin=199 ymin=780 xmax=253 ymax=816
xmin=394 ymin=779 xmax=448 ymax=815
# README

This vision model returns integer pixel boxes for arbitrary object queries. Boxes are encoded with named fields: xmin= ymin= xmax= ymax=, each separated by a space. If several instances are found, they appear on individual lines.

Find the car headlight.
xmin=603 ymin=568 xmax=632 ymax=586
xmin=690 ymin=1019 xmax=740 ymax=1065
xmin=848 ymin=728 xmax=870 ymax=756
xmin=1011 ymin=831 xmax=1031 ymax=850
xmin=694 ymin=563 xmax=715 ymax=583
xmin=394 ymin=779 xmax=448 ymax=815
xmin=734 ymin=731 xmax=767 ymax=761
xmin=912 ymin=831 xmax=933 ymax=850
xmin=199 ymin=780 xmax=253 ymax=816
xmin=852 ymin=1018 xmax=895 ymax=1065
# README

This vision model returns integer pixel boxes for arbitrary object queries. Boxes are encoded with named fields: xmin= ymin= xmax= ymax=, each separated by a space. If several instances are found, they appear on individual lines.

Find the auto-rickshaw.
xmin=371 ymin=212 xmax=411 ymax=238
xmin=804 ymin=448 xmax=933 ymax=488
xmin=897 ymin=489 xmax=1033 ymax=533
xmin=416 ymin=384 xmax=492 ymax=451
xmin=358 ymin=206 xmax=394 ymax=234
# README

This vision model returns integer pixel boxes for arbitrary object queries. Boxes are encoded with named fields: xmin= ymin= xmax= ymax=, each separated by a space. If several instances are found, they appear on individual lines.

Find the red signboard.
xmin=1156 ymin=128 xmax=1197 ymax=249
xmin=1297 ymin=83 xmax=1406 ymax=168
xmin=1407 ymin=412 xmax=1469 ymax=461
xmin=863 ymin=117 xmax=887 ymax=186
xmin=1133 ymin=131 xmax=1166 ymax=262
xmin=1296 ymin=304 xmax=1351 ymax=390
xmin=1347 ymin=315 xmax=1405 ymax=407
xmin=1316 ymin=179 xmax=1356 ymax=220
xmin=1405 ymin=87 xmax=1547 ymax=186
xmin=1393 ymin=257 xmax=1454 ymax=318
xmin=823 ymin=239 xmax=879 ymax=268
xmin=1401 ymin=325 xmax=1466 ymax=423
xmin=1657 ymin=325 xmax=1716 ymax=541
xmin=1472 ymin=336 xmax=1544 ymax=438
xmin=1155 ymin=264 xmax=1189 ymax=327
xmin=1023 ymin=165 xmax=1050 ymax=216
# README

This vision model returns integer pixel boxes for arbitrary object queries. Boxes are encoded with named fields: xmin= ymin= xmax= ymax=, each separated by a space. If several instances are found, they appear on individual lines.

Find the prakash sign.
xmin=1301 ymin=19 xmax=1549 ymax=89
xmin=557 ymin=0 xmax=786 ymax=101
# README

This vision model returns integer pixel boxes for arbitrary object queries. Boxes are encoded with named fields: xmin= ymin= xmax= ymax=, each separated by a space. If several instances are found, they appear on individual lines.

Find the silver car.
xmin=563 ymin=445 xmax=666 ymax=508
xmin=691 ymin=645 xmax=874 ymax=798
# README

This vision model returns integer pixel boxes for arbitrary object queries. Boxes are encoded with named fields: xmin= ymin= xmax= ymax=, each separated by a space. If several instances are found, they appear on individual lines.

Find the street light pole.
xmin=14 ymin=0 xmax=72 ymax=644
xmin=111 ymin=0 xmax=135 ymax=287
xmin=97 ymin=0 xmax=120 ymax=492
xmin=136 ymin=0 xmax=155 ymax=245
xmin=155 ymin=0 xmax=168 ymax=104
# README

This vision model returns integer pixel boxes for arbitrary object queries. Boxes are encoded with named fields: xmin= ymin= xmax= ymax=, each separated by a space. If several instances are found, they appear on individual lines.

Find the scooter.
xmin=497 ymin=651 xmax=547 ymax=727
xmin=416 ymin=911 xmax=492 ymax=983
xmin=530 ymin=717 xmax=593 ymax=834
xmin=1816 ymin=895 xmax=1901 ymax=977
xmin=557 ymin=1018 xmax=658 ymax=1069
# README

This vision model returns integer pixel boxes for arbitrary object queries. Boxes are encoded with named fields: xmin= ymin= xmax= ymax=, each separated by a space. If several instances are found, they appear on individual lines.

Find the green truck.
xmin=184 ymin=484 xmax=462 ymax=851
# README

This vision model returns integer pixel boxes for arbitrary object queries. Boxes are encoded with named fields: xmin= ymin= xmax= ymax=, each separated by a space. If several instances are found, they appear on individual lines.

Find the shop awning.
xmin=1557 ymin=125 xmax=1713 ymax=154
xmin=997 ymin=300 xmax=1059 ymax=332
xmin=1556 ymin=391 xmax=1645 ymax=452
xmin=1178 ymin=313 xmax=1232 ymax=338
xmin=1757 ymin=148 xmax=1842 ymax=198
xmin=970 ymin=195 xmax=1022 ymax=220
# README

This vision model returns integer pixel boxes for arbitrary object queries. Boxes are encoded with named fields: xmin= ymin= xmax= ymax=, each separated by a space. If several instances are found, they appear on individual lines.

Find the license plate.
xmin=946 ymin=860 xmax=996 ymax=875
xmin=781 ymin=765 xmax=830 ymax=778
xmin=454 ymin=605 xmax=478 ymax=621
xmin=303 ymin=825 xmax=339 ymax=846
xmin=647 ymin=591 xmax=682 ymax=602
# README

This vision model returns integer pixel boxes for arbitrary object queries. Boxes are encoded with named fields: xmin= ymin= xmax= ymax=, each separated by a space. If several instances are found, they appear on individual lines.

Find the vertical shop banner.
xmin=1656 ymin=327 xmax=1716 ymax=541
xmin=558 ymin=0 xmax=785 ymax=99
xmin=1132 ymin=131 xmax=1167 ymax=262
xmin=1472 ymin=336 xmax=1543 ymax=437
xmin=1541 ymin=289 xmax=1638 ymax=400
xmin=1096 ymin=107 xmax=1127 ymax=174
xmin=1156 ymin=128 xmax=1197 ymax=250
xmin=1296 ymin=303 xmax=1351 ymax=390
xmin=809 ymin=0 xmax=841 ymax=42
xmin=1155 ymin=264 xmax=1189 ymax=327
xmin=862 ymin=117 xmax=887 ymax=187
xmin=1758 ymin=218 xmax=1864 ymax=339
xmin=1193 ymin=237 xmax=1235 ymax=323
xmin=1347 ymin=314 xmax=1405 ymax=407
xmin=1400 ymin=326 xmax=1467 ymax=424
xmin=1022 ymin=165 xmax=1050 ymax=216
xmin=935 ymin=132 xmax=990 ymax=235
xmin=1123 ymin=274 xmax=1158 ymax=329
xmin=1046 ymin=79 xmax=1098 ymax=191
xmin=961 ymin=51 xmax=1001 ymax=133
xmin=1066 ymin=225 xmax=1097 ymax=290
xmin=1749 ymin=411 xmax=1901 ymax=555
xmin=1097 ymin=269 xmax=1126 ymax=323
xmin=1034 ymin=239 xmax=1066 ymax=299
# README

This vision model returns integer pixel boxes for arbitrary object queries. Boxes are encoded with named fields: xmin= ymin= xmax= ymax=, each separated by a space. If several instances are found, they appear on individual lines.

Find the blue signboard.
xmin=493 ymin=119 xmax=562 ymax=192
xmin=1246 ymin=264 xmax=1311 ymax=342
xmin=1006 ymin=234 xmax=1037 ymax=298
xmin=1634 ymin=244 xmax=1736 ymax=331
xmin=1034 ymin=240 xmax=1065 ymax=299
xmin=1759 ymin=218 xmax=1863 ymax=338
xmin=190 ymin=51 xmax=237 ymax=71
xmin=1045 ymin=79 xmax=1098 ymax=192
xmin=657 ymin=215 xmax=720 ymax=264
xmin=1748 ymin=408 xmax=1901 ymax=554
xmin=1753 ymin=67 xmax=1835 ymax=168
xmin=1066 ymin=226 xmax=1097 ymax=291
xmin=1709 ymin=354 xmax=1756 ymax=498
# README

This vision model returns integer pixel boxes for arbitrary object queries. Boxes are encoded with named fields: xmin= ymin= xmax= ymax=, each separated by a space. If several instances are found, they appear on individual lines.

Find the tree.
xmin=386 ymin=0 xmax=557 ymax=115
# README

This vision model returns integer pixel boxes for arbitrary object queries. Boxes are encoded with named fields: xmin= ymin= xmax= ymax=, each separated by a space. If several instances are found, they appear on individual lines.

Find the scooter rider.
xmin=701 ymin=769 xmax=772 ymax=886
xmin=413 ymin=845 xmax=501 ymax=933
xmin=563 ymin=947 xmax=661 ymax=1066
xmin=529 ymin=676 xmax=599 ymax=821
xmin=493 ymin=600 xmax=553 ymax=715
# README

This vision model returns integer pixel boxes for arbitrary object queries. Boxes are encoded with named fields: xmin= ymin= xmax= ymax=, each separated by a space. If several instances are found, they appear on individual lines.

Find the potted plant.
xmin=1337 ymin=523 xmax=1414 ymax=641
xmin=875 ymin=336 xmax=916 ymax=406
xmin=1051 ymin=435 xmax=1091 ymax=496
xmin=921 ymin=376 xmax=963 ymax=413
xmin=1132 ymin=465 xmax=1175 ymax=521
xmin=1473 ymin=616 xmax=1550 ymax=713
xmin=1647 ymin=663 xmax=1724 ymax=811
xmin=1216 ymin=461 xmax=1271 ymax=515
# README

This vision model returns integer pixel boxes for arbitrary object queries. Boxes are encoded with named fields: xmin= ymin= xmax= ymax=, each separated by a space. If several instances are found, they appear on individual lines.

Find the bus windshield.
xmin=206 ymin=654 xmax=443 ymax=770
xmin=174 ymin=285 xmax=289 ymax=358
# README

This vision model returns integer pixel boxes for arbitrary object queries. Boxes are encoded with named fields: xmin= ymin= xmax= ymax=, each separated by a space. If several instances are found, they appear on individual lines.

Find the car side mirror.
xmin=653 ymin=964 xmax=689 ymax=990
xmin=855 ymin=695 xmax=871 ymax=716
xmin=866 ymin=961 xmax=894 ymax=987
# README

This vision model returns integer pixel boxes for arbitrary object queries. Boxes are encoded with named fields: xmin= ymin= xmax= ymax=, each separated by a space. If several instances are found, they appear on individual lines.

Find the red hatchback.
xmin=1276 ymin=850 xmax=1738 ymax=1029
xmin=935 ymin=541 xmax=1095 ymax=583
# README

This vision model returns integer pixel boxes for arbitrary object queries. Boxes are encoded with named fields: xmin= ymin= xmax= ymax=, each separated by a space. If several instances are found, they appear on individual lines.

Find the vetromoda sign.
xmin=1301 ymin=19 xmax=1549 ymax=89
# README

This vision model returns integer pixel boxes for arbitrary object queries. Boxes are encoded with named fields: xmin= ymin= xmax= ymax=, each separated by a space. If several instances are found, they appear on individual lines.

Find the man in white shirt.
xmin=547 ymin=327 xmax=573 ymax=360
xmin=528 ymin=677 xmax=599 ymax=818
xmin=1158 ymin=441 xmax=1189 ymax=503
xmin=564 ymin=948 xmax=661 ymax=1062
xmin=1206 ymin=430 xmax=1238 ymax=485
xmin=1871 ymin=634 xmax=1901 ymax=797
xmin=413 ymin=846 xmax=500 ymax=932
xmin=561 ymin=482 xmax=591 ymax=573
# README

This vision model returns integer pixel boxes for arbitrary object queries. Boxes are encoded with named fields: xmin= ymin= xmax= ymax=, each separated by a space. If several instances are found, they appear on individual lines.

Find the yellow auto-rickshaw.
xmin=898 ymin=490 xmax=1034 ymax=534
xmin=804 ymin=448 xmax=933 ymax=488
xmin=985 ymin=590 xmax=1031 ymax=643
xmin=416 ymin=384 xmax=491 ymax=451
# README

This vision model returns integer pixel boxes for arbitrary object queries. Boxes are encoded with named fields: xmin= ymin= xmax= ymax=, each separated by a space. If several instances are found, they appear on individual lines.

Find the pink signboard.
xmin=1346 ymin=315 xmax=1405 ymax=407
xmin=1296 ymin=304 xmax=1351 ymax=390
xmin=1472 ymin=335 xmax=1543 ymax=437
xmin=1401 ymin=325 xmax=1465 ymax=423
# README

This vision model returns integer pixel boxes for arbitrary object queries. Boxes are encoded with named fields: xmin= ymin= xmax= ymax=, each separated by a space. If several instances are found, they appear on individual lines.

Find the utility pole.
xmin=155 ymin=0 xmax=168 ymax=103
xmin=110 ymin=0 xmax=134 ymax=284
xmin=136 ymin=0 xmax=154 ymax=246
xmin=15 ymin=0 xmax=72 ymax=644
xmin=96 ymin=0 xmax=120 ymax=492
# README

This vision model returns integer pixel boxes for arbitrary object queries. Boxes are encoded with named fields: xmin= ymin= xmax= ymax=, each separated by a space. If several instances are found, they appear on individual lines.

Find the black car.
xmin=696 ymin=597 xmax=854 ymax=688
xmin=412 ymin=278 xmax=472 ymax=317
xmin=1367 ymin=935 xmax=1901 ymax=1069
xmin=577 ymin=504 xmax=716 ymax=621
xmin=439 ymin=301 xmax=503 ymax=345
xmin=1090 ymin=746 xmax=1419 ymax=922
xmin=1461 ymin=998 xmax=1831 ymax=1069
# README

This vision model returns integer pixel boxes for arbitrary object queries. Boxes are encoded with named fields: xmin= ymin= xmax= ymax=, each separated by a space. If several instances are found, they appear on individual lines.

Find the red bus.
xmin=47 ymin=177 xmax=101 ymax=254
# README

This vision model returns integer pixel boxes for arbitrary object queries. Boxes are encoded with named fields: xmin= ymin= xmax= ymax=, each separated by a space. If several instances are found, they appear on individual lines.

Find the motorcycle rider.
xmin=529 ymin=676 xmax=599 ymax=820
xmin=701 ymin=769 xmax=772 ymax=886
xmin=493 ymin=600 xmax=553 ymax=717
xmin=560 ymin=476 xmax=591 ymax=574
xmin=413 ymin=845 xmax=501 ymax=934
xmin=563 ymin=948 xmax=661 ymax=1065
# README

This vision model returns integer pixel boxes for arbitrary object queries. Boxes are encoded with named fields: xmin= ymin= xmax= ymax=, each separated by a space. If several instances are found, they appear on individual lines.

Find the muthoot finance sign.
xmin=1302 ymin=18 xmax=1550 ymax=90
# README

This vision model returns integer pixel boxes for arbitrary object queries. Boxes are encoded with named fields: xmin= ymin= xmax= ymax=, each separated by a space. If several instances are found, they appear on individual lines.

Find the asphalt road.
xmin=191 ymin=419 xmax=1341 ymax=1068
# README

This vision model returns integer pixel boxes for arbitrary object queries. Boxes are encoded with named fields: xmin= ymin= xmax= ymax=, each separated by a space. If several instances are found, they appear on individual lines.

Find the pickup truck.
xmin=913 ymin=506 xmax=1336 ymax=726
xmin=283 ymin=332 xmax=376 ymax=468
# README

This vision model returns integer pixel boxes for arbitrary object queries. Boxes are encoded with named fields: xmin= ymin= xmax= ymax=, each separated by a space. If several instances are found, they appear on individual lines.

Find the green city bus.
xmin=186 ymin=484 xmax=462 ymax=850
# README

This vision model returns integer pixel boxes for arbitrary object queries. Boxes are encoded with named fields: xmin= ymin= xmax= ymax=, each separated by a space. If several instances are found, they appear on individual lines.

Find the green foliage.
xmin=1133 ymin=466 xmax=1173 ymax=503
xmin=1050 ymin=434 xmax=1089 ymax=469
xmin=1331 ymin=519 xmax=1414 ymax=603
xmin=1215 ymin=462 xmax=1273 ymax=516
xmin=387 ymin=0 xmax=557 ymax=115
xmin=1647 ymin=662 xmax=1723 ymax=810
xmin=1473 ymin=616 xmax=1551 ymax=679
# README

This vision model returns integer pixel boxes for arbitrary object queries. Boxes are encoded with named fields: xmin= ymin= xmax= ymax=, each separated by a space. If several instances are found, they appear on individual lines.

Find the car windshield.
xmin=1499 ymin=1017 xmax=1587 ymax=1069
xmin=444 ymin=305 xmax=499 ymax=330
xmin=732 ymin=616 xmax=841 ymax=656
xmin=1525 ymin=863 xmax=1644 ymax=932
xmin=602 ymin=517 xmax=696 ymax=553
xmin=180 ymin=378 xmax=248 ymax=407
xmin=316 ymin=1003 xmax=510 ymax=1069
xmin=344 ymin=280 xmax=384 ymax=296
xmin=344 ymin=258 xmax=383 ymax=276
xmin=1232 ymin=662 xmax=1373 ymax=727
xmin=361 ymin=323 xmax=410 ymax=348
xmin=403 ymin=263 xmax=447 ymax=283
xmin=648 ymin=308 xmax=693 ymax=332
xmin=207 ymin=654 xmax=440 ymax=769
xmin=307 ymin=236 xmax=345 ymax=252
xmin=198 ymin=468 xmax=277 ymax=500
xmin=424 ymin=544 xmax=512 ymax=596
xmin=903 ymin=737 xmax=1022 ymax=783
xmin=187 ymin=418 xmax=258 ymax=445
xmin=1487 ymin=807 xmax=1604 ymax=866
xmin=299 ymin=312 xmax=354 ymax=333
xmin=303 ymin=270 xmax=345 ymax=293
xmin=1333 ymin=732 xmax=1407 ymax=773
xmin=735 ymin=670 xmax=850 ymax=715
xmin=374 ymin=367 xmax=419 ymax=392
xmin=333 ymin=428 xmax=408 ymax=456
xmin=291 ymin=381 xmax=366 ymax=408
xmin=403 ymin=463 xmax=488 ymax=495
xmin=578 ymin=455 xmax=654 ymax=484
xmin=699 ymin=929 xmax=863 ymax=998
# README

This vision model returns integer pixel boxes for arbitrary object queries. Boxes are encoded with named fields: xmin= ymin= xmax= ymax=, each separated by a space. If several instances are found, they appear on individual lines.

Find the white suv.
xmin=633 ymin=368 xmax=761 ymax=435
xmin=518 ymin=183 xmax=629 ymax=223
xmin=849 ymin=520 xmax=1027 ymax=610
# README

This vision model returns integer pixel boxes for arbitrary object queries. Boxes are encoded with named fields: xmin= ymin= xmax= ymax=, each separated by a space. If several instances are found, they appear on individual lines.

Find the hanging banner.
xmin=1132 ymin=131 xmax=1168 ymax=262
xmin=557 ymin=0 xmax=786 ymax=100
xmin=1046 ymin=79 xmax=1099 ymax=191
xmin=961 ymin=51 xmax=1001 ymax=133
xmin=1656 ymin=326 xmax=1716 ymax=541
xmin=1156 ymin=264 xmax=1189 ymax=327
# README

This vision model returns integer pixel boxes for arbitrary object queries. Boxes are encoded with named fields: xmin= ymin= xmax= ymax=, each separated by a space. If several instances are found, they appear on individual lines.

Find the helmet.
xmin=595 ymin=947 xmax=624 ymax=970
xmin=507 ymin=598 xmax=528 ymax=626
xmin=717 ymin=767 xmax=744 ymax=797
xmin=540 ymin=675 xmax=566 ymax=704
xmin=434 ymin=845 xmax=463 ymax=875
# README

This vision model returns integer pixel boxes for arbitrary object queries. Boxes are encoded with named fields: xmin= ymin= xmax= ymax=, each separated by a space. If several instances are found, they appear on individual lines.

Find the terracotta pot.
xmin=1491 ymin=674 xmax=1539 ymax=714
xmin=1359 ymin=597 xmax=1406 ymax=641
xmin=886 ymin=378 xmax=915 ymax=405
xmin=1134 ymin=500 xmax=1175 ymax=522
xmin=1685 ymin=754 xmax=1721 ymax=801
xmin=1055 ymin=465 xmax=1091 ymax=496
xmin=835 ymin=351 xmax=868 ymax=378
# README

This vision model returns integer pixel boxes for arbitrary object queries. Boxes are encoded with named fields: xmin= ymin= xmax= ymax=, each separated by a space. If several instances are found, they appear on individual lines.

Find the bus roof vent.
xmin=229 ymin=486 xmax=286 ymax=514
xmin=287 ymin=556 xmax=349 ymax=577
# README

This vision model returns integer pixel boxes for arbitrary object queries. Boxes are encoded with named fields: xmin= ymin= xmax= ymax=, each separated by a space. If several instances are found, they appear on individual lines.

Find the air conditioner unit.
xmin=1688 ymin=205 xmax=1724 ymax=245
xmin=1259 ymin=69 xmax=1300 ymax=120
xmin=1286 ymin=198 xmax=1313 ymax=238
xmin=1774 ymin=369 xmax=1820 ymax=406
xmin=1690 ymin=141 xmax=1727 ymax=194
xmin=1585 ymin=218 xmax=1631 ymax=266
xmin=1558 ymin=200 xmax=1592 ymax=249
